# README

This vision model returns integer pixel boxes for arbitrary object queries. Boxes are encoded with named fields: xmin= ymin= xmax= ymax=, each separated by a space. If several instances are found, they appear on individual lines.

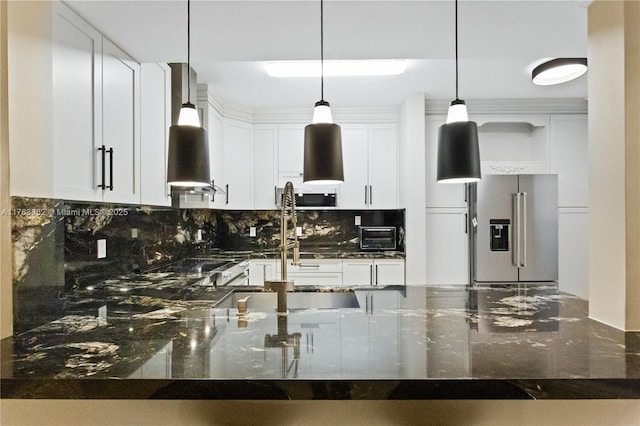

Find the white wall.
xmin=398 ymin=93 xmax=426 ymax=285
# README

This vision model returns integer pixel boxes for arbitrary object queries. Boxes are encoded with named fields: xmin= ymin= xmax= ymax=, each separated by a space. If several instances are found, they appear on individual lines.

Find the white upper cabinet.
xmin=52 ymin=3 xmax=140 ymax=204
xmin=253 ymin=125 xmax=278 ymax=209
xmin=425 ymin=117 xmax=467 ymax=208
xmin=140 ymin=63 xmax=171 ymax=207
xmin=553 ymin=115 xmax=588 ymax=208
xmin=198 ymin=98 xmax=224 ymax=209
xmin=278 ymin=124 xmax=305 ymax=174
xmin=52 ymin=3 xmax=103 ymax=202
xmin=101 ymin=39 xmax=140 ymax=204
xmin=222 ymin=119 xmax=253 ymax=209
xmin=340 ymin=123 xmax=398 ymax=209
xmin=339 ymin=125 xmax=369 ymax=209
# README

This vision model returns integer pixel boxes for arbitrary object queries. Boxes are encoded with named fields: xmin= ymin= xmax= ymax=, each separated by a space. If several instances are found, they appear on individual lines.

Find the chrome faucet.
xmin=264 ymin=181 xmax=299 ymax=315
xmin=279 ymin=181 xmax=300 ymax=279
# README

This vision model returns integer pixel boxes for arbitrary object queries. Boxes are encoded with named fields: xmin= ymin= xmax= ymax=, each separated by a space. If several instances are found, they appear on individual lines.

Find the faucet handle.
xmin=292 ymin=242 xmax=300 ymax=266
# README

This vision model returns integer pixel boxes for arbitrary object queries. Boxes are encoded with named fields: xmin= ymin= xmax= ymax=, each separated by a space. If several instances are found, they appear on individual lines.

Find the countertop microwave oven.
xmin=359 ymin=226 xmax=397 ymax=250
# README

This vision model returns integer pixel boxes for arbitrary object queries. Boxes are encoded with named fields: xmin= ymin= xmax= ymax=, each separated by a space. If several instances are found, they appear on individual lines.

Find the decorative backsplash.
xmin=10 ymin=196 xmax=405 ymax=333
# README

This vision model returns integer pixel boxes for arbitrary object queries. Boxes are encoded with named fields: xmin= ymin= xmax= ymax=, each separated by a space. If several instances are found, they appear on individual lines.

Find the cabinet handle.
xmin=107 ymin=147 xmax=114 ymax=191
xmin=369 ymin=264 xmax=373 ymax=286
xmin=98 ymin=146 xmax=106 ymax=190
xmin=465 ymin=213 xmax=468 ymax=234
xmin=364 ymin=185 xmax=368 ymax=205
xmin=375 ymin=264 xmax=379 ymax=286
xmin=274 ymin=186 xmax=278 ymax=206
xmin=299 ymin=264 xmax=320 ymax=268
xmin=369 ymin=185 xmax=373 ymax=205
xmin=225 ymin=184 xmax=229 ymax=204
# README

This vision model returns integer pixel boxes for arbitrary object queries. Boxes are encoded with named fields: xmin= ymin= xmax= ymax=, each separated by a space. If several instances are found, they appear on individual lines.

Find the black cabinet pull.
xmin=225 ymin=184 xmax=229 ymax=204
xmin=364 ymin=185 xmax=368 ymax=205
xmin=107 ymin=147 xmax=114 ymax=191
xmin=369 ymin=185 xmax=373 ymax=205
xmin=98 ymin=146 xmax=106 ymax=189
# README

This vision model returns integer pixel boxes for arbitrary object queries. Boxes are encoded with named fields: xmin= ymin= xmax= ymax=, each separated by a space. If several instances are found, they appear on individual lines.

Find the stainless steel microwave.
xmin=359 ymin=226 xmax=397 ymax=250
xmin=276 ymin=187 xmax=337 ymax=209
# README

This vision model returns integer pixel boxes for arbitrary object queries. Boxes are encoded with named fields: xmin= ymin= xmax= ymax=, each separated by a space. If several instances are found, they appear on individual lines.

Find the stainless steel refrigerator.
xmin=469 ymin=175 xmax=558 ymax=283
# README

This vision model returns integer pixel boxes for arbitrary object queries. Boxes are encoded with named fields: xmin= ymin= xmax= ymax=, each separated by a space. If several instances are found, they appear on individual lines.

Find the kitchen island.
xmin=2 ymin=278 xmax=639 ymax=400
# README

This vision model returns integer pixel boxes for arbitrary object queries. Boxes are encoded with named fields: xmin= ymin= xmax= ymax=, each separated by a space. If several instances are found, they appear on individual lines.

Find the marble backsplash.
xmin=11 ymin=196 xmax=404 ymax=333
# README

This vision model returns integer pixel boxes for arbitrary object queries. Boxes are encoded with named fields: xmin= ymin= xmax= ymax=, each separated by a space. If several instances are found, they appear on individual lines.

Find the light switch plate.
xmin=296 ymin=227 xmax=302 ymax=236
xmin=97 ymin=239 xmax=106 ymax=259
xmin=196 ymin=229 xmax=203 ymax=241
xmin=250 ymin=227 xmax=256 ymax=237
xmin=131 ymin=228 xmax=138 ymax=239
xmin=355 ymin=216 xmax=361 ymax=226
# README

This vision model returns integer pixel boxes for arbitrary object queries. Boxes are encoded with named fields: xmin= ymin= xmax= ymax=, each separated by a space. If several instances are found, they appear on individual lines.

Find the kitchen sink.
xmin=217 ymin=291 xmax=360 ymax=311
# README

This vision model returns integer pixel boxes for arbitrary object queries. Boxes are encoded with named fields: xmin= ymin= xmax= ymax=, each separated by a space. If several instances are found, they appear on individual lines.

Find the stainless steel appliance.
xmin=469 ymin=175 xmax=558 ymax=283
xmin=359 ymin=226 xmax=397 ymax=250
xmin=276 ymin=187 xmax=337 ymax=208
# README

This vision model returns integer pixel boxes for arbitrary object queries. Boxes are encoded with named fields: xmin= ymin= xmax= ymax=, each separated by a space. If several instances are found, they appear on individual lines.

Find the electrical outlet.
xmin=97 ymin=239 xmax=106 ymax=259
xmin=296 ymin=226 xmax=302 ymax=236
xmin=355 ymin=216 xmax=361 ymax=226
xmin=196 ymin=229 xmax=203 ymax=241
xmin=250 ymin=227 xmax=256 ymax=237
xmin=131 ymin=228 xmax=138 ymax=239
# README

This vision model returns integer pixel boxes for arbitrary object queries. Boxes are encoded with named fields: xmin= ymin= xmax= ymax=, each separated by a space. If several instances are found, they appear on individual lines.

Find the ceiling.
xmin=65 ymin=0 xmax=589 ymax=111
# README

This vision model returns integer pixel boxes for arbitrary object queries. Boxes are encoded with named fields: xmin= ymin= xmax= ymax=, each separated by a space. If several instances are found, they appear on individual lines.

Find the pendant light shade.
xmin=436 ymin=0 xmax=481 ymax=184
xmin=437 ymin=121 xmax=481 ymax=183
xmin=167 ymin=0 xmax=211 ymax=187
xmin=304 ymin=122 xmax=344 ymax=184
xmin=167 ymin=125 xmax=210 ymax=187
xmin=303 ymin=0 xmax=344 ymax=185
xmin=532 ymin=58 xmax=588 ymax=86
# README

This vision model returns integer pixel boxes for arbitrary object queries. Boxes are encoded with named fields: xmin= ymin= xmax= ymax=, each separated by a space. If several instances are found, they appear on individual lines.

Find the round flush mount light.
xmin=532 ymin=58 xmax=588 ymax=86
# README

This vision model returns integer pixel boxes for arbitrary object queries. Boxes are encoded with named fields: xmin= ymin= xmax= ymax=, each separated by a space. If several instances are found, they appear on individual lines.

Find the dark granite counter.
xmin=2 ymin=283 xmax=639 ymax=400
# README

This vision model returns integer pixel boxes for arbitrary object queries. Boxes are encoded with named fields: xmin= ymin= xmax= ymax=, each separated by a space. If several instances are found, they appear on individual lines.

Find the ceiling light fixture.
xmin=167 ymin=0 xmax=210 ymax=187
xmin=532 ymin=58 xmax=588 ymax=86
xmin=303 ymin=0 xmax=344 ymax=185
xmin=436 ymin=0 xmax=481 ymax=184
xmin=266 ymin=59 xmax=407 ymax=77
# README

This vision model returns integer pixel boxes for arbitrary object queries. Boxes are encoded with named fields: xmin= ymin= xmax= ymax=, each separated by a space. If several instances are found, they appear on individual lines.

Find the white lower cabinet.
xmin=251 ymin=258 xmax=405 ymax=287
xmin=425 ymin=209 xmax=469 ymax=285
xmin=342 ymin=259 xmax=405 ymax=286
xmin=249 ymin=259 xmax=279 ymax=286
xmin=286 ymin=259 xmax=343 ymax=287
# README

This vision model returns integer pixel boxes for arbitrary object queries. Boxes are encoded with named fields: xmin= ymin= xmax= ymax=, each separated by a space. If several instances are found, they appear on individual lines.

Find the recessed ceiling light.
xmin=266 ymin=59 xmax=407 ymax=77
xmin=532 ymin=58 xmax=588 ymax=86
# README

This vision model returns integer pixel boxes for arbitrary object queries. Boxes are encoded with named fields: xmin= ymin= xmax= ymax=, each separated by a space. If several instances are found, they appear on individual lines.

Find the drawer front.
xmin=287 ymin=260 xmax=342 ymax=274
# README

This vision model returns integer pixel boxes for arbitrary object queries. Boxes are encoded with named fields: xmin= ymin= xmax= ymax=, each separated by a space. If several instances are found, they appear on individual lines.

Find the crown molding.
xmin=425 ymin=98 xmax=588 ymax=115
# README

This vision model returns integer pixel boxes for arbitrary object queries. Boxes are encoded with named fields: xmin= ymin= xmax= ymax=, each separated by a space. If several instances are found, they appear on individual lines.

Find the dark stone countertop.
xmin=2 ymin=282 xmax=639 ymax=400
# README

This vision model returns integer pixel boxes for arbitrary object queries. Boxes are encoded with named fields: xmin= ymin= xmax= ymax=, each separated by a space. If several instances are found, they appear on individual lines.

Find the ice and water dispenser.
xmin=489 ymin=219 xmax=510 ymax=251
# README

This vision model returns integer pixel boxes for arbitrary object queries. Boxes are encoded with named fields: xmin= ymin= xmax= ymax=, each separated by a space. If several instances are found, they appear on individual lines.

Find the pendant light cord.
xmin=454 ymin=0 xmax=459 ymax=101
xmin=187 ymin=0 xmax=191 ymax=102
xmin=320 ymin=0 xmax=324 ymax=102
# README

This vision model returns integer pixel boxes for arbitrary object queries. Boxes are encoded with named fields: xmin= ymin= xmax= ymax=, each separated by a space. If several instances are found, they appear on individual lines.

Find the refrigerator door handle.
xmin=513 ymin=193 xmax=521 ymax=268
xmin=521 ymin=192 xmax=527 ymax=268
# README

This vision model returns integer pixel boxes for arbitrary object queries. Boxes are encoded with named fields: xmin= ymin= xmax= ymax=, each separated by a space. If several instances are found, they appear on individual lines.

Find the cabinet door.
xmin=202 ymin=103 xmax=224 ymax=209
xmin=254 ymin=125 xmax=278 ymax=209
xmin=278 ymin=124 xmax=305 ymax=174
xmin=343 ymin=260 xmax=374 ymax=286
xmin=368 ymin=124 xmax=398 ymax=209
xmin=140 ymin=63 xmax=171 ymax=206
xmin=425 ymin=117 xmax=468 ymax=208
xmin=339 ymin=125 xmax=369 ymax=209
xmin=102 ymin=38 xmax=140 ymax=204
xmin=554 ymin=115 xmax=588 ymax=208
xmin=222 ymin=119 xmax=253 ymax=209
xmin=374 ymin=259 xmax=405 ymax=286
xmin=425 ymin=209 xmax=469 ymax=285
xmin=249 ymin=260 xmax=278 ymax=286
xmin=53 ymin=5 xmax=102 ymax=201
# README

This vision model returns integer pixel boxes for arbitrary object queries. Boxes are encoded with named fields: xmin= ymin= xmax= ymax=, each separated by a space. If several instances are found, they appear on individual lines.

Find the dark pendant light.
xmin=167 ymin=0 xmax=210 ymax=187
xmin=303 ymin=0 xmax=344 ymax=185
xmin=436 ymin=0 xmax=481 ymax=184
xmin=532 ymin=58 xmax=588 ymax=86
